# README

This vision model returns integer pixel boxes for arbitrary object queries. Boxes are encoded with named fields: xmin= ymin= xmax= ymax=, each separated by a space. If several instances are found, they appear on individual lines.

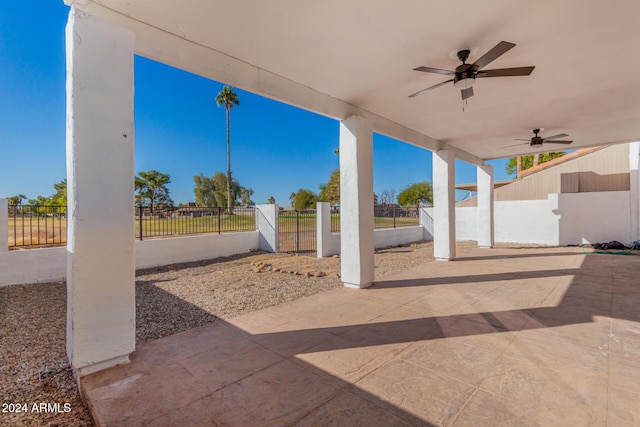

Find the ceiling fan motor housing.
xmin=454 ymin=49 xmax=477 ymax=86
xmin=531 ymin=137 xmax=543 ymax=146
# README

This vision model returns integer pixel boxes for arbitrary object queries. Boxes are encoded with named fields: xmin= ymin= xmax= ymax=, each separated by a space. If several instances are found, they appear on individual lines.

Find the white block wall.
xmin=0 ymin=232 xmax=260 ymax=287
xmin=557 ymin=191 xmax=631 ymax=245
xmin=495 ymin=197 xmax=560 ymax=245
xmin=423 ymin=191 xmax=634 ymax=246
xmin=136 ymin=232 xmax=259 ymax=269
xmin=374 ymin=226 xmax=424 ymax=249
xmin=0 ymin=247 xmax=68 ymax=286
xmin=2 ymin=190 xmax=633 ymax=287
xmin=318 ymin=227 xmax=426 ymax=258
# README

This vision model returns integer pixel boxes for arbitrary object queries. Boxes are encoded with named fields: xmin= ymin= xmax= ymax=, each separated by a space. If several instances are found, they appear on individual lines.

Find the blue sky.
xmin=0 ymin=2 xmax=511 ymax=206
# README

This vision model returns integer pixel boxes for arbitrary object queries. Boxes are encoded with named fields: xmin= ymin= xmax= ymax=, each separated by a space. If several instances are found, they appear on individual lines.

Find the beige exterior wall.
xmin=457 ymin=144 xmax=630 ymax=207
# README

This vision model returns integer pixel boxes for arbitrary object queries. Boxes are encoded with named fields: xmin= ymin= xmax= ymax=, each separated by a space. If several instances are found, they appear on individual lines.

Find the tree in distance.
xmin=319 ymin=168 xmax=340 ymax=205
xmin=267 ymin=196 xmax=276 ymax=204
xmin=505 ymin=152 xmax=566 ymax=177
xmin=135 ymin=170 xmax=174 ymax=211
xmin=397 ymin=181 xmax=433 ymax=209
xmin=51 ymin=179 xmax=67 ymax=205
xmin=290 ymin=188 xmax=318 ymax=210
xmin=23 ymin=179 xmax=67 ymax=207
xmin=193 ymin=172 xmax=254 ymax=208
xmin=216 ymin=85 xmax=240 ymax=214
xmin=7 ymin=194 xmax=26 ymax=206
xmin=379 ymin=189 xmax=397 ymax=205
xmin=318 ymin=168 xmax=378 ymax=205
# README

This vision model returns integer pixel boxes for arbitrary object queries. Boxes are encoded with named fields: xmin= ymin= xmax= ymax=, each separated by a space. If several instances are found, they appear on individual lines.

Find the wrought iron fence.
xmin=135 ymin=206 xmax=256 ymax=240
xmin=329 ymin=205 xmax=422 ymax=231
xmin=330 ymin=205 xmax=340 ymax=232
xmin=278 ymin=209 xmax=317 ymax=253
xmin=8 ymin=204 xmax=67 ymax=249
xmin=374 ymin=205 xmax=421 ymax=229
xmin=6 ymin=204 xmax=256 ymax=249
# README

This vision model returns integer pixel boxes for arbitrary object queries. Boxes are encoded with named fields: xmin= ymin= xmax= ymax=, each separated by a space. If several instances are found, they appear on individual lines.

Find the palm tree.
xmin=216 ymin=85 xmax=240 ymax=214
xmin=7 ymin=194 xmax=26 ymax=206
xmin=7 ymin=194 xmax=26 ymax=218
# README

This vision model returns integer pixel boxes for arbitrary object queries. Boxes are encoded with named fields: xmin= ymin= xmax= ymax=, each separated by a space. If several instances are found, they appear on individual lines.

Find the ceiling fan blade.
xmin=477 ymin=66 xmax=535 ymax=77
xmin=502 ymin=142 xmax=529 ymax=149
xmin=408 ymin=79 xmax=453 ymax=98
xmin=544 ymin=140 xmax=573 ymax=144
xmin=541 ymin=133 xmax=569 ymax=141
xmin=413 ymin=66 xmax=455 ymax=76
xmin=473 ymin=41 xmax=516 ymax=70
xmin=461 ymin=86 xmax=474 ymax=100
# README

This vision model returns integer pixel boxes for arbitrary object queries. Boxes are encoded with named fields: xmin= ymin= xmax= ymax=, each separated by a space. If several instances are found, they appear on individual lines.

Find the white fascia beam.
xmin=74 ymin=2 xmax=483 ymax=166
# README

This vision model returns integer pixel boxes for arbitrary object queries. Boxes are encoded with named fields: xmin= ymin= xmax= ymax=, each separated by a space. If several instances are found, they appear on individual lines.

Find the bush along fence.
xmin=6 ymin=204 xmax=257 ymax=249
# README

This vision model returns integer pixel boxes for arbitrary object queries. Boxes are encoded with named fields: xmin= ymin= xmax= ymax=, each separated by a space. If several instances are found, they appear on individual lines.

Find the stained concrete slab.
xmin=80 ymin=247 xmax=640 ymax=426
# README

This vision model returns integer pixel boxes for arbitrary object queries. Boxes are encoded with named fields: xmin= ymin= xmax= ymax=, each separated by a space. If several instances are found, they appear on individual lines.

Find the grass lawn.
xmin=136 ymin=214 xmax=256 ymax=237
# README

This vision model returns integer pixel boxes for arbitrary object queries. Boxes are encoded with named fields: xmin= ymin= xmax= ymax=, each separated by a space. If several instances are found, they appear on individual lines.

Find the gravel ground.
xmin=1 ymin=240 xmax=479 ymax=426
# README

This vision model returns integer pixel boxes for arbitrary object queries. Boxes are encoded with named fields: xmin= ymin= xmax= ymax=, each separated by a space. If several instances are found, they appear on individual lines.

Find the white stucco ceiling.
xmin=89 ymin=0 xmax=640 ymax=161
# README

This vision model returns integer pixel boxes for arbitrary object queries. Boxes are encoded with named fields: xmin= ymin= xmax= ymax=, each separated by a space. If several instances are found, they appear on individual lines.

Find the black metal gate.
xmin=278 ymin=209 xmax=317 ymax=254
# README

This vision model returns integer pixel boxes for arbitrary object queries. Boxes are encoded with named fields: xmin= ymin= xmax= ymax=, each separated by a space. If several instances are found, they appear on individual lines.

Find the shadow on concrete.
xmin=373 ymin=268 xmax=579 ymax=288
xmin=455 ymin=251 xmax=582 ymax=261
xmin=85 ymin=283 xmax=435 ymax=426
xmin=83 ymin=248 xmax=640 ymax=425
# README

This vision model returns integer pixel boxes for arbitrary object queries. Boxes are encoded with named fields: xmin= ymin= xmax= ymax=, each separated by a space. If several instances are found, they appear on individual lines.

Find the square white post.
xmin=433 ymin=149 xmax=456 ymax=260
xmin=477 ymin=164 xmax=494 ymax=248
xmin=316 ymin=202 xmax=331 ymax=258
xmin=630 ymin=142 xmax=640 ymax=243
xmin=0 ymin=199 xmax=8 ymax=253
xmin=66 ymin=8 xmax=135 ymax=375
xmin=256 ymin=204 xmax=279 ymax=252
xmin=339 ymin=116 xmax=374 ymax=288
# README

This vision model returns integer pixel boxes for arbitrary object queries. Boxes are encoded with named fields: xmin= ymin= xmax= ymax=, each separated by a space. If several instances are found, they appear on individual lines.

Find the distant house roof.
xmin=518 ymin=146 xmax=605 ymax=178
xmin=455 ymin=180 xmax=516 ymax=192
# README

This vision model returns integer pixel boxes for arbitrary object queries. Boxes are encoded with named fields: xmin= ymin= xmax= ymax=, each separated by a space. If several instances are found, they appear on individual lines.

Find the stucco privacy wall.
xmin=318 ymin=227 xmax=427 ymax=258
xmin=135 ymin=231 xmax=259 ymax=269
xmin=425 ymin=191 xmax=634 ymax=246
xmin=436 ymin=198 xmax=558 ymax=245
xmin=0 ymin=232 xmax=260 ymax=287
xmin=0 ymin=247 xmax=68 ymax=286
xmin=557 ymin=191 xmax=631 ymax=245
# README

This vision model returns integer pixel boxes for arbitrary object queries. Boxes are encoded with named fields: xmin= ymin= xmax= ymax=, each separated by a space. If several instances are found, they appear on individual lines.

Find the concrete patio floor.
xmin=81 ymin=246 xmax=640 ymax=426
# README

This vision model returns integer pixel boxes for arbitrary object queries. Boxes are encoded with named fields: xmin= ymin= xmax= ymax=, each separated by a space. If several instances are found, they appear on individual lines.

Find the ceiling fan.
xmin=409 ymin=41 xmax=535 ymax=100
xmin=504 ymin=128 xmax=573 ymax=148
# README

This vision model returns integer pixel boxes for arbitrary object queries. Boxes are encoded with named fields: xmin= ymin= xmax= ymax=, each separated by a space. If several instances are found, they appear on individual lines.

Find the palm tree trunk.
xmin=516 ymin=156 xmax=522 ymax=177
xmin=226 ymin=107 xmax=233 ymax=214
xmin=533 ymin=153 xmax=540 ymax=167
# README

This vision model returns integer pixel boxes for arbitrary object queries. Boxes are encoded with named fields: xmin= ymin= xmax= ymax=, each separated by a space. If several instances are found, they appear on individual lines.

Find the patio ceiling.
xmin=84 ymin=0 xmax=640 ymax=161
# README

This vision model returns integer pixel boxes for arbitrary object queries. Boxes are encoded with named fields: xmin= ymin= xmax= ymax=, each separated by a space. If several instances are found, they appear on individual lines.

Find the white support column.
xmin=0 ymin=199 xmax=8 ymax=253
xmin=316 ymin=202 xmax=331 ymax=258
xmin=256 ymin=204 xmax=279 ymax=252
xmin=630 ymin=142 xmax=640 ymax=243
xmin=340 ymin=116 xmax=374 ymax=288
xmin=433 ymin=150 xmax=456 ymax=260
xmin=66 ymin=8 xmax=135 ymax=376
xmin=477 ymin=164 xmax=494 ymax=248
